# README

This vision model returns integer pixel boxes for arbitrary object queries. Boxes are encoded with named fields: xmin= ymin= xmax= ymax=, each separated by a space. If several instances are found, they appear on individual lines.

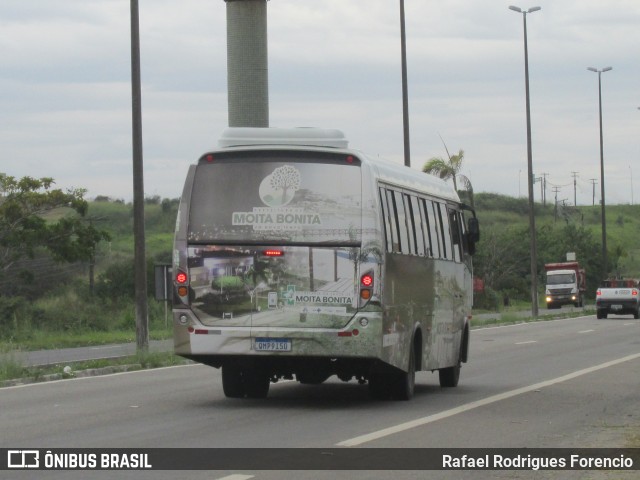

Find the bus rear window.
xmin=187 ymin=152 xmax=362 ymax=244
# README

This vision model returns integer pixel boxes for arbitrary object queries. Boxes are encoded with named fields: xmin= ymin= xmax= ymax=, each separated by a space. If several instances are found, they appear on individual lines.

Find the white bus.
xmin=172 ymin=128 xmax=479 ymax=400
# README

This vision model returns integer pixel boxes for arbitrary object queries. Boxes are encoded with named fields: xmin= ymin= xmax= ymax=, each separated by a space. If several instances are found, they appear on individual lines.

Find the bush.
xmin=473 ymin=287 xmax=501 ymax=311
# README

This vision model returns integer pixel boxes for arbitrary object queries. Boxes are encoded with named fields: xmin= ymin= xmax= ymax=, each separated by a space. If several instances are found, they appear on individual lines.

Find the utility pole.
xmin=399 ymin=0 xmax=411 ymax=167
xmin=130 ymin=0 xmax=148 ymax=352
xmin=509 ymin=5 xmax=542 ymax=317
xmin=571 ymin=171 xmax=579 ymax=206
xmin=552 ymin=186 xmax=560 ymax=221
xmin=541 ymin=172 xmax=548 ymax=206
xmin=590 ymin=178 xmax=598 ymax=206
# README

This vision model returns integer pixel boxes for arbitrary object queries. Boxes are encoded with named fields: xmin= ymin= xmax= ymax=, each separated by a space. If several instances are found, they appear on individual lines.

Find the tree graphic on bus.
xmin=259 ymin=165 xmax=301 ymax=207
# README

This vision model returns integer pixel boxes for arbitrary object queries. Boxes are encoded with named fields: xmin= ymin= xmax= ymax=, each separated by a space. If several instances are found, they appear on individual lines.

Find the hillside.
xmin=8 ymin=193 xmax=634 ymax=308
xmin=475 ymin=193 xmax=640 ymax=279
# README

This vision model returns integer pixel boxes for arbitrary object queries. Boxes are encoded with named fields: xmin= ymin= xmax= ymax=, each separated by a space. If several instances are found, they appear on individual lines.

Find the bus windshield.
xmin=188 ymin=151 xmax=362 ymax=245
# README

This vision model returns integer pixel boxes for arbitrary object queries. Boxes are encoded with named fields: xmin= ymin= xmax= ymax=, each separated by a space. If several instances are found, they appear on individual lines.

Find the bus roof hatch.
xmin=218 ymin=127 xmax=349 ymax=149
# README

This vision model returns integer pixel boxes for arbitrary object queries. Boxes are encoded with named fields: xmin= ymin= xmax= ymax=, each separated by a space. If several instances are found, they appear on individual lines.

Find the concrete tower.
xmin=225 ymin=0 xmax=269 ymax=127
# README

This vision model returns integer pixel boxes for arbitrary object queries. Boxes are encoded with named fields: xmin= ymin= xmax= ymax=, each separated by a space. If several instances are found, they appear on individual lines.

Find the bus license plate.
xmin=611 ymin=304 xmax=623 ymax=311
xmin=254 ymin=338 xmax=291 ymax=352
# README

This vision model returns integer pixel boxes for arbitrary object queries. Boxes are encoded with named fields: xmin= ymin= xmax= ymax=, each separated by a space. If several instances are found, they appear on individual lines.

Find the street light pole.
xmin=587 ymin=66 xmax=612 ymax=280
xmin=130 ymin=0 xmax=149 ymax=352
xmin=399 ymin=0 xmax=411 ymax=167
xmin=510 ymin=5 xmax=541 ymax=317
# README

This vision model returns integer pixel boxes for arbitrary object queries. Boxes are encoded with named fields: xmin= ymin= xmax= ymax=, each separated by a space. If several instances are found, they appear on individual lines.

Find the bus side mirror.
xmin=467 ymin=217 xmax=480 ymax=242
xmin=466 ymin=217 xmax=480 ymax=255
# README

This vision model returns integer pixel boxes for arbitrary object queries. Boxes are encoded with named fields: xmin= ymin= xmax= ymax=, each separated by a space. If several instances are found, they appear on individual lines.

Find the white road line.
xmin=336 ymin=352 xmax=640 ymax=447
xmin=579 ymin=329 xmax=595 ymax=334
xmin=515 ymin=340 xmax=537 ymax=345
xmin=473 ymin=315 xmax=592 ymax=331
xmin=1 ymin=364 xmax=202 ymax=390
xmin=215 ymin=475 xmax=254 ymax=480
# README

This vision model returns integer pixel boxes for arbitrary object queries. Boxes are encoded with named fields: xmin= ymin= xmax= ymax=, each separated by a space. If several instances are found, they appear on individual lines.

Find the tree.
xmin=422 ymin=138 xmax=474 ymax=207
xmin=0 ymin=173 xmax=110 ymax=275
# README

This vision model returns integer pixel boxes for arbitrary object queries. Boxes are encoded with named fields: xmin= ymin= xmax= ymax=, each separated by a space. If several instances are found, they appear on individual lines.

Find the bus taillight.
xmin=263 ymin=249 xmax=284 ymax=257
xmin=176 ymin=271 xmax=188 ymax=284
xmin=360 ymin=271 xmax=374 ymax=302
xmin=176 ymin=271 xmax=189 ymax=298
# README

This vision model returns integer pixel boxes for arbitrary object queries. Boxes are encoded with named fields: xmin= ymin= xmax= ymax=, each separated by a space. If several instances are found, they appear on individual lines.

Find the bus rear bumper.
xmin=173 ymin=315 xmax=382 ymax=361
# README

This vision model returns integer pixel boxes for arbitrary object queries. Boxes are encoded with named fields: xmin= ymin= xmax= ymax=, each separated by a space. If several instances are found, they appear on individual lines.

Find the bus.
xmin=172 ymin=127 xmax=479 ymax=400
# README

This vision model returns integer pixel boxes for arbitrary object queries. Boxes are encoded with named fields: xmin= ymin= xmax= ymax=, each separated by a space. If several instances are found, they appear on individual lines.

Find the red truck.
xmin=544 ymin=262 xmax=587 ymax=309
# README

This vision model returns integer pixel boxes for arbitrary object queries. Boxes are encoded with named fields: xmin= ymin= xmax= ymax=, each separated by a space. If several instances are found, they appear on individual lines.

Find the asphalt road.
xmin=1 ymin=313 xmax=639 ymax=480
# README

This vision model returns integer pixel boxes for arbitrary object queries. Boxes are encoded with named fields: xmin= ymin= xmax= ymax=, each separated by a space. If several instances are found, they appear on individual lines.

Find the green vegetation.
xmin=1 ymin=351 xmax=189 ymax=385
xmin=0 ymin=192 xmax=178 ymax=351
xmin=473 ymin=193 xmax=640 ymax=309
xmin=1 ymin=183 xmax=639 ymax=379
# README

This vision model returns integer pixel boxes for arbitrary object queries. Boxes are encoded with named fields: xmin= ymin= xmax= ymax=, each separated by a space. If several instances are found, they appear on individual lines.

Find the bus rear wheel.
xmin=439 ymin=361 xmax=460 ymax=387
xmin=368 ymin=347 xmax=415 ymax=401
xmin=222 ymin=364 xmax=245 ymax=398
xmin=221 ymin=365 xmax=270 ymax=399
xmin=391 ymin=346 xmax=416 ymax=401
xmin=244 ymin=369 xmax=270 ymax=399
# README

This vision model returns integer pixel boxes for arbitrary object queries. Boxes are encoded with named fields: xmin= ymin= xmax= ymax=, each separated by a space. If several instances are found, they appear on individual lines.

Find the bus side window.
xmin=403 ymin=194 xmax=417 ymax=255
xmin=448 ymin=207 xmax=463 ymax=263
xmin=393 ymin=191 xmax=410 ymax=254
xmin=385 ymin=189 xmax=401 ymax=253
xmin=424 ymin=199 xmax=441 ymax=258
xmin=409 ymin=196 xmax=426 ymax=256
xmin=379 ymin=188 xmax=393 ymax=253
xmin=436 ymin=202 xmax=453 ymax=261
xmin=418 ymin=198 xmax=433 ymax=257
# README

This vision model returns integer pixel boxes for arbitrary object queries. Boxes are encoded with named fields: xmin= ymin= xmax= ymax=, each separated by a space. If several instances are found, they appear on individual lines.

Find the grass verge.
xmin=0 ymin=351 xmax=189 ymax=385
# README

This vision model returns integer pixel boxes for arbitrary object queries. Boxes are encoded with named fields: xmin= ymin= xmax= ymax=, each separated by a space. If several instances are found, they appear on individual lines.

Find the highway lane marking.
xmin=336 ymin=352 xmax=640 ymax=447
xmin=473 ymin=314 xmax=593 ymax=331
xmin=215 ymin=475 xmax=254 ymax=480
xmin=1 ymin=364 xmax=202 ymax=390
xmin=579 ymin=329 xmax=595 ymax=333
xmin=515 ymin=340 xmax=537 ymax=345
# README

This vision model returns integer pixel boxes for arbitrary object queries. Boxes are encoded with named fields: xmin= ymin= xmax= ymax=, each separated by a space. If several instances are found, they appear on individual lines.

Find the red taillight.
xmin=633 ymin=289 xmax=638 ymax=297
xmin=206 ymin=154 xmax=214 ymax=163
xmin=263 ymin=250 xmax=283 ymax=257
xmin=176 ymin=272 xmax=188 ymax=284
xmin=360 ymin=271 xmax=374 ymax=302
xmin=346 ymin=155 xmax=354 ymax=164
xmin=596 ymin=289 xmax=601 ymax=296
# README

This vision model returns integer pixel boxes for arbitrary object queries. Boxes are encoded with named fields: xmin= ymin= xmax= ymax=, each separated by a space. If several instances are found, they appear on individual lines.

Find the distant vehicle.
xmin=172 ymin=127 xmax=480 ymax=400
xmin=595 ymin=278 xmax=639 ymax=319
xmin=544 ymin=261 xmax=586 ymax=309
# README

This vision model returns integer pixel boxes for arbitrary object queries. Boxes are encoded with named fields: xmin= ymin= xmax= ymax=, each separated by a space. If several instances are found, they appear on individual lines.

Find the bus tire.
xmin=222 ymin=364 xmax=245 ymax=398
xmin=243 ymin=369 xmax=270 ymax=399
xmin=634 ymin=307 xmax=639 ymax=320
xmin=439 ymin=345 xmax=462 ymax=388
xmin=368 ymin=371 xmax=390 ymax=400
xmin=392 ymin=345 xmax=415 ymax=401
xmin=439 ymin=362 xmax=460 ymax=388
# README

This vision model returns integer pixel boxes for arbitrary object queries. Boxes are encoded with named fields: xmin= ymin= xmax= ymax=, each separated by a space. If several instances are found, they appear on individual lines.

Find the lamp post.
xmin=399 ymin=0 xmax=410 ymax=167
xmin=130 ymin=0 xmax=149 ymax=352
xmin=509 ymin=5 xmax=541 ymax=317
xmin=587 ymin=66 xmax=612 ymax=280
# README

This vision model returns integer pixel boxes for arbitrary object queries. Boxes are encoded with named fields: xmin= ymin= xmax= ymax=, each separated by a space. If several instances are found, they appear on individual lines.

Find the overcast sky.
xmin=1 ymin=0 xmax=639 ymax=206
